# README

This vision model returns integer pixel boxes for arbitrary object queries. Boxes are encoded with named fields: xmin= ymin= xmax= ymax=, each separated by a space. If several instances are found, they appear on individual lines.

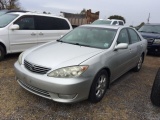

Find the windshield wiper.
xmin=150 ymin=32 xmax=160 ymax=34
xmin=138 ymin=31 xmax=148 ymax=33
xmin=67 ymin=42 xmax=92 ymax=47
xmin=56 ymin=39 xmax=63 ymax=42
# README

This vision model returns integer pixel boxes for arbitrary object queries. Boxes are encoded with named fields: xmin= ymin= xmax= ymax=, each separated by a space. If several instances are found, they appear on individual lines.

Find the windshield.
xmin=0 ymin=10 xmax=8 ymax=16
xmin=92 ymin=20 xmax=112 ymax=25
xmin=138 ymin=25 xmax=160 ymax=33
xmin=0 ymin=14 xmax=19 ymax=28
xmin=60 ymin=27 xmax=117 ymax=49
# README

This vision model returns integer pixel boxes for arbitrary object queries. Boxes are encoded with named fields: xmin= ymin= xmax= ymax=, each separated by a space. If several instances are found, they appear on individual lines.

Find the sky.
xmin=19 ymin=0 xmax=160 ymax=26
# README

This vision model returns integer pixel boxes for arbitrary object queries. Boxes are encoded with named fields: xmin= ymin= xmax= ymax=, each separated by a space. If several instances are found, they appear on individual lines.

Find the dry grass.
xmin=0 ymin=53 xmax=160 ymax=120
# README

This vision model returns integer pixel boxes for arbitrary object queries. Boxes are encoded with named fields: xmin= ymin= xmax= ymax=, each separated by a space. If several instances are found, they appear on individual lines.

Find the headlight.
xmin=154 ymin=39 xmax=160 ymax=44
xmin=18 ymin=52 xmax=24 ymax=65
xmin=48 ymin=66 xmax=88 ymax=78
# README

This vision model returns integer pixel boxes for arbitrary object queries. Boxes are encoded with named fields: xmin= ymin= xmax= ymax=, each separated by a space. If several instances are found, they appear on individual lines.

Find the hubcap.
xmin=138 ymin=56 xmax=142 ymax=70
xmin=95 ymin=75 xmax=107 ymax=98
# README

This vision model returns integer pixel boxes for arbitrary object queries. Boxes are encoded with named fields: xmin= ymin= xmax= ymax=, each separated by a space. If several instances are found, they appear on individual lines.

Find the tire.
xmin=133 ymin=55 xmax=143 ymax=72
xmin=0 ymin=45 xmax=5 ymax=61
xmin=89 ymin=70 xmax=109 ymax=103
xmin=150 ymin=68 xmax=160 ymax=106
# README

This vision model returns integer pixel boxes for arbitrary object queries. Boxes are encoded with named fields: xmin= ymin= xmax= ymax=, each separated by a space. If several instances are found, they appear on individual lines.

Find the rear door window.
xmin=35 ymin=16 xmax=70 ymax=30
xmin=128 ymin=28 xmax=141 ymax=44
xmin=113 ymin=21 xmax=117 ymax=25
xmin=119 ymin=21 xmax=124 ymax=25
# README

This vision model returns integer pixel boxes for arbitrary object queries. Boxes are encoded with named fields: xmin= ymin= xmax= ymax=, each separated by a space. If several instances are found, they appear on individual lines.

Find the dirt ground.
xmin=0 ymin=53 xmax=160 ymax=120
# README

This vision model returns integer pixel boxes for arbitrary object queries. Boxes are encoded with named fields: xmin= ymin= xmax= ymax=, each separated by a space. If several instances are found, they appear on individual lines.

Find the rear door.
xmin=35 ymin=15 xmax=71 ymax=45
xmin=9 ymin=15 xmax=37 ymax=53
xmin=110 ymin=28 xmax=133 ymax=80
xmin=127 ymin=28 xmax=143 ymax=67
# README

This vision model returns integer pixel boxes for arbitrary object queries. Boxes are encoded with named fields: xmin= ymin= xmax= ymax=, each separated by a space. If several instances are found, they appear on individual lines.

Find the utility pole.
xmin=147 ymin=13 xmax=150 ymax=23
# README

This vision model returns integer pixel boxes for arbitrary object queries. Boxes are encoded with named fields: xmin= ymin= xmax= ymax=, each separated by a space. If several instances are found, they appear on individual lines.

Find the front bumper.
xmin=14 ymin=61 xmax=93 ymax=103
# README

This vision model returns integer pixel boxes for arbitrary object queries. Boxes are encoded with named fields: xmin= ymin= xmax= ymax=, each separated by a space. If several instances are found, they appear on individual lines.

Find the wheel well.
xmin=142 ymin=52 xmax=145 ymax=63
xmin=0 ymin=42 xmax=6 ymax=55
xmin=103 ymin=67 xmax=111 ymax=88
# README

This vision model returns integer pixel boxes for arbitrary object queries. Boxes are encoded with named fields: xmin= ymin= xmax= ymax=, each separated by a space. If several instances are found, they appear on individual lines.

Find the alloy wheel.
xmin=95 ymin=75 xmax=107 ymax=98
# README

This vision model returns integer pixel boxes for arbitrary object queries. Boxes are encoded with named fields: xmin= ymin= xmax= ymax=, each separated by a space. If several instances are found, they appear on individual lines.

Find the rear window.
xmin=92 ymin=20 xmax=112 ymax=25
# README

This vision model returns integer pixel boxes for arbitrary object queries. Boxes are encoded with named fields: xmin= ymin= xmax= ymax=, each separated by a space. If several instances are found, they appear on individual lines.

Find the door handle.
xmin=31 ymin=33 xmax=36 ymax=36
xmin=39 ymin=32 xmax=43 ymax=35
xmin=129 ymin=49 xmax=132 ymax=53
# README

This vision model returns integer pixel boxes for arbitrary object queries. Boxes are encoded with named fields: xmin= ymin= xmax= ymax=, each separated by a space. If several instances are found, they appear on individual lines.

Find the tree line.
xmin=0 ymin=0 xmax=20 ymax=10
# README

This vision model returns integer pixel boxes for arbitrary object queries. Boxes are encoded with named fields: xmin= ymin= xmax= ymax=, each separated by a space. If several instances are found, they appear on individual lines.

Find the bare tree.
xmin=0 ymin=0 xmax=21 ymax=10
xmin=80 ymin=8 xmax=86 ymax=14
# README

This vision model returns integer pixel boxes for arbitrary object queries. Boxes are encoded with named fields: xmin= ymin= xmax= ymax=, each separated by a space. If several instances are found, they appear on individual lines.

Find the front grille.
xmin=18 ymin=79 xmax=51 ymax=99
xmin=24 ymin=60 xmax=51 ymax=74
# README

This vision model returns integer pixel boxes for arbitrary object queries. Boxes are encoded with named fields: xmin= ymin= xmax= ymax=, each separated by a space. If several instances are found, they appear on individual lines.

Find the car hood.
xmin=25 ymin=42 xmax=103 ymax=69
xmin=139 ymin=32 xmax=160 ymax=39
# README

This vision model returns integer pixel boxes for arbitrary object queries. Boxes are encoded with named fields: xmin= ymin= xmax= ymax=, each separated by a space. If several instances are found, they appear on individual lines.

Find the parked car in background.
xmin=0 ymin=11 xmax=72 ymax=60
xmin=92 ymin=19 xmax=124 ymax=25
xmin=138 ymin=23 xmax=160 ymax=55
xmin=14 ymin=25 xmax=147 ymax=103
xmin=150 ymin=68 xmax=160 ymax=106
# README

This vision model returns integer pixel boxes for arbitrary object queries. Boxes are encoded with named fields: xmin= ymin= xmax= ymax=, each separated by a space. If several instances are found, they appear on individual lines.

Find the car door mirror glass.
xmin=10 ymin=24 xmax=19 ymax=30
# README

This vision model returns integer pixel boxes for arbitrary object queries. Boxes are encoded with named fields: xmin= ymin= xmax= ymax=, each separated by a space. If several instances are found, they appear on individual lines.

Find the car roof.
xmin=94 ymin=19 xmax=124 ymax=24
xmin=80 ymin=24 xmax=128 ymax=29
xmin=7 ymin=11 xmax=67 ymax=20
xmin=144 ymin=23 xmax=160 ymax=26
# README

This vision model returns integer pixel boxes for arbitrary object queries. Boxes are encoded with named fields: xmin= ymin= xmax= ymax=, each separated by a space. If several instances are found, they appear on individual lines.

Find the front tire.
xmin=89 ymin=70 xmax=109 ymax=103
xmin=0 ymin=45 xmax=5 ymax=61
xmin=150 ymin=68 xmax=160 ymax=106
xmin=133 ymin=55 xmax=143 ymax=72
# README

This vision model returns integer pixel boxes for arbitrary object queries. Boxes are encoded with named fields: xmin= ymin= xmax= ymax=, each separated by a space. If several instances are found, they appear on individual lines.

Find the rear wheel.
xmin=0 ymin=45 xmax=5 ymax=61
xmin=133 ymin=55 xmax=143 ymax=72
xmin=150 ymin=68 xmax=160 ymax=106
xmin=89 ymin=70 xmax=109 ymax=103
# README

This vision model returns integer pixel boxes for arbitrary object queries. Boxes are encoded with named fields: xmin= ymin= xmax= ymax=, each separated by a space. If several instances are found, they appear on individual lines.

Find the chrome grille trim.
xmin=24 ymin=60 xmax=51 ymax=74
xmin=17 ymin=79 xmax=51 ymax=99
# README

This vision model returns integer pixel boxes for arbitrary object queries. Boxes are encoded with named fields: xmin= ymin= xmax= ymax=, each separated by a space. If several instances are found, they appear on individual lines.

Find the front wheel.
xmin=150 ymin=68 xmax=160 ymax=106
xmin=89 ymin=70 xmax=109 ymax=103
xmin=133 ymin=55 xmax=143 ymax=72
xmin=0 ymin=45 xmax=5 ymax=61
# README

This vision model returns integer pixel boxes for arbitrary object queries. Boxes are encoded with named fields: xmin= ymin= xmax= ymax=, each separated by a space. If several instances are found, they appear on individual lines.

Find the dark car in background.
xmin=139 ymin=23 xmax=160 ymax=55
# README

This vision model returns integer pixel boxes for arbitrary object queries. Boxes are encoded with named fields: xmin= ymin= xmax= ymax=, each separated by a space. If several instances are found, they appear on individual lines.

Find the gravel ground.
xmin=0 ymin=53 xmax=160 ymax=120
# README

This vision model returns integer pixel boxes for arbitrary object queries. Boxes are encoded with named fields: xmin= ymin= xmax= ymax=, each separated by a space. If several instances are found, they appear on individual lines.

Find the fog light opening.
xmin=58 ymin=94 xmax=77 ymax=99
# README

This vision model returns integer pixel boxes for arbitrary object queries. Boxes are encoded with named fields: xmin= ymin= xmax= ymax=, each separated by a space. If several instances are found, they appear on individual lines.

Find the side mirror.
xmin=115 ymin=43 xmax=128 ymax=50
xmin=10 ymin=24 xmax=19 ymax=30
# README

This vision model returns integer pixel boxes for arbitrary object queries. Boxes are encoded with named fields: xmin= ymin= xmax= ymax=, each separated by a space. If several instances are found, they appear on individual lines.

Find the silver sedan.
xmin=14 ymin=25 xmax=147 ymax=103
